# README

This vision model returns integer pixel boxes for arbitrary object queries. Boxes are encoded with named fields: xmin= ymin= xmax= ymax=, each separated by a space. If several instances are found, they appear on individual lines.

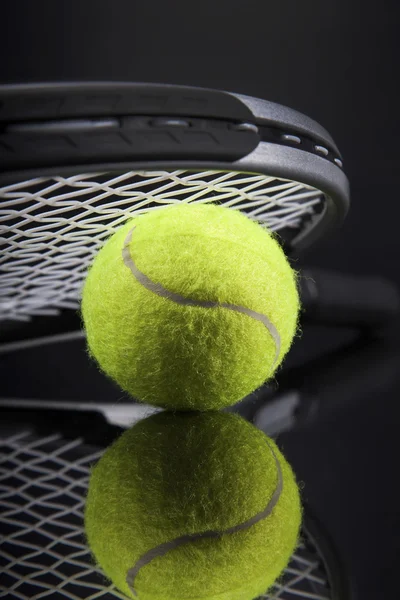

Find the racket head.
xmin=0 ymin=409 xmax=352 ymax=600
xmin=0 ymin=82 xmax=350 ymax=326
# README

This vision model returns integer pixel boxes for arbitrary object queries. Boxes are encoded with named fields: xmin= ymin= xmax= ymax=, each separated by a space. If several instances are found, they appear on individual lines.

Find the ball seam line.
xmin=126 ymin=438 xmax=283 ymax=597
xmin=122 ymin=227 xmax=281 ymax=365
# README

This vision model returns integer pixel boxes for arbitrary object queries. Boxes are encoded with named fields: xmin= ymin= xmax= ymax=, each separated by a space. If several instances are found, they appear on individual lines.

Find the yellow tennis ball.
xmin=81 ymin=203 xmax=299 ymax=410
xmin=85 ymin=411 xmax=302 ymax=600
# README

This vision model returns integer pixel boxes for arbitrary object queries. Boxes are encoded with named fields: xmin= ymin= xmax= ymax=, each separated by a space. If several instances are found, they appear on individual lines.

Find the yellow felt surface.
xmin=82 ymin=204 xmax=300 ymax=410
xmin=85 ymin=411 xmax=302 ymax=600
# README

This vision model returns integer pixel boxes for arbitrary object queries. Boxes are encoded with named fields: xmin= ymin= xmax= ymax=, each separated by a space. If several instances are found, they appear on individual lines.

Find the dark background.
xmin=1 ymin=1 xmax=400 ymax=598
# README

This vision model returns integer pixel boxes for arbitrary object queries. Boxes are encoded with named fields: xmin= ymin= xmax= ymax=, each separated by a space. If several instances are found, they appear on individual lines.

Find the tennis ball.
xmin=85 ymin=410 xmax=302 ymax=600
xmin=82 ymin=203 xmax=299 ymax=410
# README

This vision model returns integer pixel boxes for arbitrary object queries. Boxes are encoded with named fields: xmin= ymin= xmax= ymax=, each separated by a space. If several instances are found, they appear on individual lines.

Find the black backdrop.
xmin=2 ymin=2 xmax=400 ymax=598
